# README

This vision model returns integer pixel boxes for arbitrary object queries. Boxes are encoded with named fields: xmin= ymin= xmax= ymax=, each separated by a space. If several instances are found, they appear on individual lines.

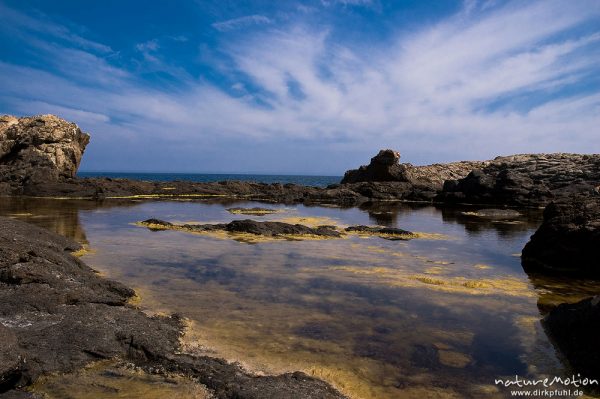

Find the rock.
xmin=226 ymin=207 xmax=279 ymax=215
xmin=521 ymin=198 xmax=600 ymax=276
xmin=441 ymin=153 xmax=600 ymax=206
xmin=345 ymin=225 xmax=415 ymax=240
xmin=0 ymin=326 xmax=22 ymax=393
xmin=341 ymin=149 xmax=404 ymax=183
xmin=0 ymin=115 xmax=90 ymax=191
xmin=341 ymin=149 xmax=484 ymax=192
xmin=543 ymin=296 xmax=600 ymax=382
xmin=139 ymin=219 xmax=342 ymax=239
xmin=0 ymin=216 xmax=345 ymax=398
xmin=461 ymin=209 xmax=522 ymax=219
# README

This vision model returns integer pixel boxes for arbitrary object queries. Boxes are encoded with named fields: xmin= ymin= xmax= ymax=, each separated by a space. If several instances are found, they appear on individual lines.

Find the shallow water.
xmin=2 ymin=197 xmax=599 ymax=398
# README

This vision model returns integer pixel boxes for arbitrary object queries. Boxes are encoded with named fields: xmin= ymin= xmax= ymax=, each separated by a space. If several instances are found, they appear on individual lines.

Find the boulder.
xmin=341 ymin=149 xmax=404 ymax=183
xmin=543 ymin=296 xmax=600 ymax=382
xmin=521 ymin=198 xmax=600 ymax=276
xmin=0 ymin=115 xmax=90 ymax=191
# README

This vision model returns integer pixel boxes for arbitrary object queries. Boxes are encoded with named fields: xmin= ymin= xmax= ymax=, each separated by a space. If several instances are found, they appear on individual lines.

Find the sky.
xmin=0 ymin=0 xmax=599 ymax=174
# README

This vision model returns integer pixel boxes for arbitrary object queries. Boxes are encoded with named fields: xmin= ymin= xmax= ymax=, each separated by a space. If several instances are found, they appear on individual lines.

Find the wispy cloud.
xmin=212 ymin=15 xmax=272 ymax=32
xmin=0 ymin=0 xmax=599 ymax=172
xmin=0 ymin=3 xmax=112 ymax=54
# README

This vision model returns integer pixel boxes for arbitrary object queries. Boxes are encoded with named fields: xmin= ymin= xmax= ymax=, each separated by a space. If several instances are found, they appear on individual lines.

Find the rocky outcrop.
xmin=139 ymin=218 xmax=342 ymax=239
xmin=543 ymin=296 xmax=600 ymax=383
xmin=341 ymin=149 xmax=484 ymax=192
xmin=1 ymin=115 xmax=598 ymax=208
xmin=341 ymin=150 xmax=404 ymax=183
xmin=440 ymin=153 xmax=600 ymax=206
xmin=0 ymin=115 xmax=89 ymax=193
xmin=0 ymin=216 xmax=345 ymax=398
xmin=521 ymin=198 xmax=600 ymax=276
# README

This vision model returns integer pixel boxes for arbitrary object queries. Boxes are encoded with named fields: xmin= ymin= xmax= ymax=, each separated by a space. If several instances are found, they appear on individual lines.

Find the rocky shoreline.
xmin=2 ymin=115 xmax=599 ymax=208
xmin=0 ymin=216 xmax=346 ymax=398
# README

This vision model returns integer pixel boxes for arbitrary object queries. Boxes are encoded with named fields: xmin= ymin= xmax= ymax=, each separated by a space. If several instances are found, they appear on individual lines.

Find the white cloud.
xmin=0 ymin=0 xmax=599 ymax=170
xmin=212 ymin=15 xmax=272 ymax=32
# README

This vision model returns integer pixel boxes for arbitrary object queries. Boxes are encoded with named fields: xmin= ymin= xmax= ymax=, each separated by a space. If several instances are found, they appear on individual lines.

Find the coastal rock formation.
xmin=341 ymin=149 xmax=485 ymax=193
xmin=139 ymin=218 xmax=342 ymax=239
xmin=543 ymin=296 xmax=600 ymax=382
xmin=521 ymin=198 xmax=600 ymax=276
xmin=0 ymin=115 xmax=90 ymax=193
xmin=2 ymin=115 xmax=599 ymax=208
xmin=341 ymin=149 xmax=404 ymax=183
xmin=0 ymin=217 xmax=345 ymax=398
xmin=441 ymin=153 xmax=600 ymax=206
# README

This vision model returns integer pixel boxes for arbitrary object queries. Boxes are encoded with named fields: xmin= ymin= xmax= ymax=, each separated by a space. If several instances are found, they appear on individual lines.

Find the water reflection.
xmin=1 ymin=198 xmax=599 ymax=398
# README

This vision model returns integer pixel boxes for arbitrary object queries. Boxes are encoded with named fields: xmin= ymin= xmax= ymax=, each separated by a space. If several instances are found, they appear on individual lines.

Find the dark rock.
xmin=522 ymin=198 xmax=600 ymax=276
xmin=341 ymin=149 xmax=483 ymax=193
xmin=0 ymin=115 xmax=90 ymax=191
xmin=440 ymin=153 xmax=600 ymax=206
xmin=139 ymin=219 xmax=342 ymax=238
xmin=543 ymin=296 xmax=600 ymax=383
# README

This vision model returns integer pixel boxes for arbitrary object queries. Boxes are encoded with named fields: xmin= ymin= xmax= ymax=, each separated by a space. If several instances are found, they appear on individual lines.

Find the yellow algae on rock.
xmin=30 ymin=360 xmax=212 ymax=399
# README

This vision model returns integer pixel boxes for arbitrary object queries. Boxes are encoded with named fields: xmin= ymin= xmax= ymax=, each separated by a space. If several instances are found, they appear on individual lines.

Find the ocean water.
xmin=77 ymin=172 xmax=341 ymax=188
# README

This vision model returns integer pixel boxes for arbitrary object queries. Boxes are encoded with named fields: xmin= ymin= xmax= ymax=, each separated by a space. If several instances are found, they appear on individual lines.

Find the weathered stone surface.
xmin=0 ymin=217 xmax=346 ymax=398
xmin=521 ymin=198 xmax=600 ymax=276
xmin=441 ymin=153 xmax=600 ymax=206
xmin=139 ymin=218 xmax=342 ymax=238
xmin=341 ymin=149 xmax=484 ymax=192
xmin=543 ymin=296 xmax=600 ymax=383
xmin=0 ymin=115 xmax=89 ymax=192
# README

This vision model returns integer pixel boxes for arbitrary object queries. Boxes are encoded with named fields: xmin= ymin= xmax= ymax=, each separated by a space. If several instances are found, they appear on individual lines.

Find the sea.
xmin=77 ymin=172 xmax=341 ymax=188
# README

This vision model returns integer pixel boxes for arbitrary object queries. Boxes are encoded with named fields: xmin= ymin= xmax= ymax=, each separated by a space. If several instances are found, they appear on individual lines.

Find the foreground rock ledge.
xmin=543 ymin=296 xmax=600 ymax=386
xmin=0 ymin=216 xmax=345 ymax=398
xmin=521 ymin=198 xmax=600 ymax=276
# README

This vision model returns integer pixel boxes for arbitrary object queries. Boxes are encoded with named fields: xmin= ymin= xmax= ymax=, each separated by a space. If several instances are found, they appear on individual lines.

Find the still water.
xmin=1 ymin=197 xmax=598 ymax=398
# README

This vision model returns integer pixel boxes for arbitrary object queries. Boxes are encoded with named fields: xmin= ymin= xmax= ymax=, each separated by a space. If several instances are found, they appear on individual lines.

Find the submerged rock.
xmin=522 ymin=198 xmax=600 ymax=276
xmin=543 ymin=296 xmax=600 ymax=383
xmin=226 ymin=207 xmax=279 ymax=215
xmin=345 ymin=225 xmax=416 ymax=240
xmin=0 ymin=216 xmax=346 ymax=398
xmin=0 ymin=115 xmax=90 ymax=193
xmin=461 ymin=208 xmax=522 ymax=219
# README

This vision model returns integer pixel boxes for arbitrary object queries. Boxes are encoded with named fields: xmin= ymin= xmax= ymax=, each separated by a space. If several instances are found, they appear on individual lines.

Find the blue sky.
xmin=0 ymin=0 xmax=599 ymax=174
